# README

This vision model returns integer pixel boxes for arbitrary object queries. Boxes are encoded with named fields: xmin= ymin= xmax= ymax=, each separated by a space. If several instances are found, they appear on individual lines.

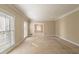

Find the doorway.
xmin=24 ymin=21 xmax=28 ymax=38
xmin=34 ymin=23 xmax=44 ymax=36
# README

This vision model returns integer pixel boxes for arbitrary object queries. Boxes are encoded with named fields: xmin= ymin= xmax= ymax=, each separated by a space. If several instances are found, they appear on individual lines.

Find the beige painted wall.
xmin=30 ymin=21 xmax=56 ymax=36
xmin=44 ymin=21 xmax=56 ymax=36
xmin=0 ymin=5 xmax=29 ymax=53
xmin=56 ymin=10 xmax=79 ymax=45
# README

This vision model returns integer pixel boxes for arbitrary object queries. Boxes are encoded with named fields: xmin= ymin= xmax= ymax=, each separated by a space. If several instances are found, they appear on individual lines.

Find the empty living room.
xmin=0 ymin=4 xmax=79 ymax=54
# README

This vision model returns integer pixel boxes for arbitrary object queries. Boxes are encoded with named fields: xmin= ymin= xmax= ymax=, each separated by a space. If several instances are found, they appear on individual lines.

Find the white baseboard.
xmin=15 ymin=39 xmax=24 ymax=47
xmin=3 ymin=39 xmax=25 ymax=54
xmin=44 ymin=34 xmax=56 ymax=37
xmin=56 ymin=35 xmax=79 ymax=47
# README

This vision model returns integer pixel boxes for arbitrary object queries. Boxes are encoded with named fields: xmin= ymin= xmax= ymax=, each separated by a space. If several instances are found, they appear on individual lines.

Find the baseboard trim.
xmin=7 ymin=36 xmax=30 ymax=54
xmin=6 ymin=36 xmax=30 ymax=54
xmin=5 ymin=39 xmax=25 ymax=54
xmin=56 ymin=35 xmax=79 ymax=47
xmin=44 ymin=34 xmax=56 ymax=37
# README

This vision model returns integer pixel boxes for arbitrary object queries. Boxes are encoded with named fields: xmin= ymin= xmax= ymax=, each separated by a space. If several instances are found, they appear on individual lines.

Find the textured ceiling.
xmin=16 ymin=4 xmax=79 ymax=21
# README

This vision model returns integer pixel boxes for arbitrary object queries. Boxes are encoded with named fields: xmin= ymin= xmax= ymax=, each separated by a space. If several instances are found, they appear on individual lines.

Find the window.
xmin=36 ymin=24 xmax=42 ymax=31
xmin=34 ymin=24 xmax=44 ymax=33
xmin=0 ymin=12 xmax=15 ymax=53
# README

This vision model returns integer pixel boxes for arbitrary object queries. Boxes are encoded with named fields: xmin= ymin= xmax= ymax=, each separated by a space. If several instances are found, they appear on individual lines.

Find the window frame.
xmin=0 ymin=11 xmax=15 ymax=53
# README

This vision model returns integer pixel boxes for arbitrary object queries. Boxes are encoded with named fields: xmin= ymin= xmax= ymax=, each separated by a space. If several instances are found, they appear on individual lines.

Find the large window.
xmin=0 ymin=12 xmax=15 ymax=53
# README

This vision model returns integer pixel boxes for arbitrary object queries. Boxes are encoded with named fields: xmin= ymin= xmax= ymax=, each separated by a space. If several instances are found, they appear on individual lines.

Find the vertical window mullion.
xmin=9 ymin=16 xmax=11 ymax=46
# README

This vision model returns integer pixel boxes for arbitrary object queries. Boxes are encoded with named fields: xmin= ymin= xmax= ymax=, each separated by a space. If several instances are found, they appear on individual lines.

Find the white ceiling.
xmin=15 ymin=4 xmax=79 ymax=21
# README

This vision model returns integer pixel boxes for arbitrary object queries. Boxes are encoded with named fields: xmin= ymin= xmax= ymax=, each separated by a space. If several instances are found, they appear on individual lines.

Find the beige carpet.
xmin=10 ymin=36 xmax=79 ymax=54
